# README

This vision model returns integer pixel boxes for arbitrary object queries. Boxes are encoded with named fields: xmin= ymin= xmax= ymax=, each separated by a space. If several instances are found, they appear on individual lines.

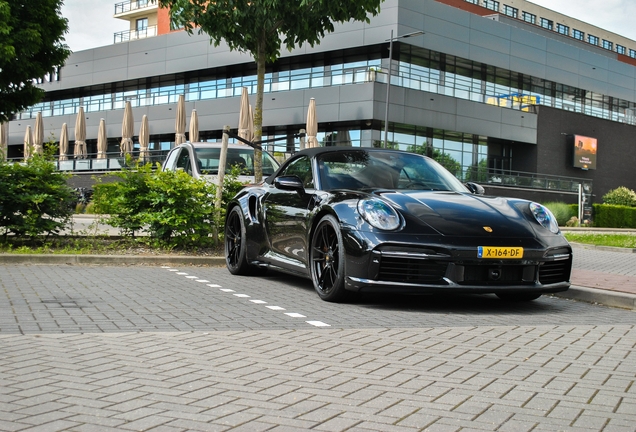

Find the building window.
xmin=630 ymin=49 xmax=636 ymax=58
xmin=588 ymin=34 xmax=599 ymax=45
xmin=573 ymin=29 xmax=584 ymax=40
xmin=602 ymin=40 xmax=613 ymax=50
xmin=522 ymin=11 xmax=536 ymax=24
xmin=503 ymin=5 xmax=518 ymax=18
xmin=556 ymin=24 xmax=569 ymax=36
xmin=136 ymin=18 xmax=148 ymax=31
xmin=464 ymin=0 xmax=478 ymax=4
xmin=617 ymin=45 xmax=626 ymax=55
xmin=483 ymin=0 xmax=499 ymax=11
xmin=540 ymin=18 xmax=553 ymax=30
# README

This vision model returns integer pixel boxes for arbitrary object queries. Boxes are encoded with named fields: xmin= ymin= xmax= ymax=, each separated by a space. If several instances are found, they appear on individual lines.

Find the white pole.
xmin=578 ymin=183 xmax=583 ymax=227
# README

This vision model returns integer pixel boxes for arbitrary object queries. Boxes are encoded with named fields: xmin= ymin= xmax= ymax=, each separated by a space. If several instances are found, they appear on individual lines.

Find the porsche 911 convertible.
xmin=224 ymin=147 xmax=572 ymax=302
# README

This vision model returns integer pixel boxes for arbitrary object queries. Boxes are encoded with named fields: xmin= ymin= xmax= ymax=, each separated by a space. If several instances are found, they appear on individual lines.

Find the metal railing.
xmin=114 ymin=0 xmax=155 ymax=15
xmin=114 ymin=26 xmax=157 ymax=44
xmin=6 ymin=149 xmax=168 ymax=173
xmin=467 ymin=169 xmax=592 ymax=193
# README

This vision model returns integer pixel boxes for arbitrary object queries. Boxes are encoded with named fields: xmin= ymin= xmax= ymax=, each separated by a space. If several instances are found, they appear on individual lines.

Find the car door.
xmin=262 ymin=155 xmax=315 ymax=270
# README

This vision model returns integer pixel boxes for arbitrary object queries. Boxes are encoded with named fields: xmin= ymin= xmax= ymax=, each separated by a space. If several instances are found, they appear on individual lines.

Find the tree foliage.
xmin=0 ymin=0 xmax=70 ymax=123
xmin=158 ymin=0 xmax=383 ymax=182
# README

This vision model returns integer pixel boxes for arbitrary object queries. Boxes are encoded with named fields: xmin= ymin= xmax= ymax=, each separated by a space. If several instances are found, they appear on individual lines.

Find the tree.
xmin=0 ymin=0 xmax=70 ymax=123
xmin=158 ymin=0 xmax=383 ymax=182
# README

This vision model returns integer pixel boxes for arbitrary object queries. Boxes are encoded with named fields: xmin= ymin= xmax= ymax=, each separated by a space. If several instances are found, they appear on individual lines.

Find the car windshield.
xmin=317 ymin=150 xmax=468 ymax=192
xmin=194 ymin=147 xmax=279 ymax=176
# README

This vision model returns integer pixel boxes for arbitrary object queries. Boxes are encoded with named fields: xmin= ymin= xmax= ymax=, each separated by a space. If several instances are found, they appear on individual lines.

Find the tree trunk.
xmin=253 ymin=40 xmax=265 ymax=183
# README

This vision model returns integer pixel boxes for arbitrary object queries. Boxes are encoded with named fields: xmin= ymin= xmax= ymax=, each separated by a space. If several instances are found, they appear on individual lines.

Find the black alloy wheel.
xmin=310 ymin=215 xmax=347 ymax=302
xmin=225 ymin=206 xmax=251 ymax=275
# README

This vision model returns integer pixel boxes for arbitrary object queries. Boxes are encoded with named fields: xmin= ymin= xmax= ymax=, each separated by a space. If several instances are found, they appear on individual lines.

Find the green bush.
xmin=91 ymin=161 xmax=246 ymax=248
xmin=593 ymin=204 xmax=636 ymax=228
xmin=0 ymin=154 xmax=75 ymax=239
xmin=602 ymin=186 xmax=636 ymax=207
xmin=542 ymin=202 xmax=575 ymax=226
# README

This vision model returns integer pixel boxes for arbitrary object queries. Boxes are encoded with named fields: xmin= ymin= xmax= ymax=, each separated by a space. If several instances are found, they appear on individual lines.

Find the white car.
xmin=161 ymin=142 xmax=280 ymax=184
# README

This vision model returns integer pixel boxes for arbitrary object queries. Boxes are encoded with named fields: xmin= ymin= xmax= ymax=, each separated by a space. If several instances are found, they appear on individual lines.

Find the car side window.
xmin=164 ymin=148 xmax=181 ymax=171
xmin=176 ymin=149 xmax=191 ymax=174
xmin=280 ymin=156 xmax=314 ymax=189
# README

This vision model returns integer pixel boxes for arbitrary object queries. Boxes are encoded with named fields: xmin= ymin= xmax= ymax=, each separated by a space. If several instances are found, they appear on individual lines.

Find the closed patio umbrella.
xmin=97 ymin=119 xmax=107 ymax=159
xmin=0 ymin=122 xmax=8 ymax=161
xmin=74 ymin=107 xmax=87 ymax=159
xmin=306 ymin=98 xmax=318 ymax=148
xmin=189 ymin=109 xmax=199 ymax=143
xmin=24 ymin=126 xmax=33 ymax=159
xmin=59 ymin=123 xmax=68 ymax=161
xmin=238 ymin=87 xmax=251 ymax=143
xmin=139 ymin=114 xmax=150 ymax=161
xmin=120 ymin=101 xmax=134 ymax=156
xmin=175 ymin=94 xmax=186 ymax=145
xmin=33 ymin=112 xmax=44 ymax=155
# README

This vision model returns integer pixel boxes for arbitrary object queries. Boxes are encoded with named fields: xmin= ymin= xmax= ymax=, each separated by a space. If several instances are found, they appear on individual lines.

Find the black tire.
xmin=310 ymin=215 xmax=348 ymax=302
xmin=225 ymin=206 xmax=252 ymax=275
xmin=496 ymin=292 xmax=542 ymax=302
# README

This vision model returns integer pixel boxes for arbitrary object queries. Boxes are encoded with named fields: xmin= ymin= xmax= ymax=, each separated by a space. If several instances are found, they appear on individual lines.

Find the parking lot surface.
xmin=1 ymin=255 xmax=635 ymax=431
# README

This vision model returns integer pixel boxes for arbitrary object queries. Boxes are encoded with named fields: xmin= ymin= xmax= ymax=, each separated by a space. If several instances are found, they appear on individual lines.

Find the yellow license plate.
xmin=478 ymin=246 xmax=524 ymax=259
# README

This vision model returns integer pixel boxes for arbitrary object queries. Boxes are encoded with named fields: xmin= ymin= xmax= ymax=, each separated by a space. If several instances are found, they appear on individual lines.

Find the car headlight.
xmin=529 ymin=202 xmax=559 ymax=234
xmin=358 ymin=198 xmax=400 ymax=230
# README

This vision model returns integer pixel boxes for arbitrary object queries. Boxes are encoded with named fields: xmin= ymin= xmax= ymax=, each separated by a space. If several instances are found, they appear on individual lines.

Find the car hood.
xmin=377 ymin=190 xmax=536 ymax=238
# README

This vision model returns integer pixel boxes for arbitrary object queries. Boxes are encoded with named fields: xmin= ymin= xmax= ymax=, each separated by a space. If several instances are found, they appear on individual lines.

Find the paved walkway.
xmin=563 ymin=243 xmax=636 ymax=310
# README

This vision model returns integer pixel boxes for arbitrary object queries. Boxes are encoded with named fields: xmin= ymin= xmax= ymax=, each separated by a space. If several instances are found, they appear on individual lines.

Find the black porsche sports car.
xmin=224 ymin=147 xmax=572 ymax=302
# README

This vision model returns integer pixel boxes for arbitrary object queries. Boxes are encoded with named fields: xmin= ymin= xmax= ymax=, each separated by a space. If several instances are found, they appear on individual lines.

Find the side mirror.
xmin=274 ymin=175 xmax=305 ymax=193
xmin=465 ymin=182 xmax=485 ymax=195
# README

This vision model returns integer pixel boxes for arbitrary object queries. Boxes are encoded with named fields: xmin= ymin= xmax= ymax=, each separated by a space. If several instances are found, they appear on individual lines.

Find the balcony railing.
xmin=114 ymin=0 xmax=155 ymax=15
xmin=114 ymin=26 xmax=157 ymax=44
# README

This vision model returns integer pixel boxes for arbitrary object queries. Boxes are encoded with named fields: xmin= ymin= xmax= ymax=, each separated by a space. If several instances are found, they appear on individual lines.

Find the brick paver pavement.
xmin=0 ymin=246 xmax=635 ymax=431
xmin=570 ymin=244 xmax=636 ymax=296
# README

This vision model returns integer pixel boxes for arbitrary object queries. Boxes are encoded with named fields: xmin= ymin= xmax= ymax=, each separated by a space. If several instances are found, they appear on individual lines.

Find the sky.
xmin=59 ymin=0 xmax=636 ymax=53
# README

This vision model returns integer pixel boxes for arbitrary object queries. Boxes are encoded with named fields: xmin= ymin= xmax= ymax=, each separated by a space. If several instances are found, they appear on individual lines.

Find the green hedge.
xmin=592 ymin=204 xmax=636 ymax=228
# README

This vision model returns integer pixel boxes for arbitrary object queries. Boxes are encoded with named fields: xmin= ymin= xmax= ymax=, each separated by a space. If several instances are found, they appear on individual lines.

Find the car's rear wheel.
xmin=225 ymin=206 xmax=253 ymax=275
xmin=496 ymin=292 xmax=542 ymax=301
xmin=310 ymin=215 xmax=347 ymax=302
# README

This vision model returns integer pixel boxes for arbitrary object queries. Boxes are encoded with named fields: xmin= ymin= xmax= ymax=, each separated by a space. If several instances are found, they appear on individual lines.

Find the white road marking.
xmin=164 ymin=268 xmax=331 ymax=328
xmin=306 ymin=321 xmax=331 ymax=327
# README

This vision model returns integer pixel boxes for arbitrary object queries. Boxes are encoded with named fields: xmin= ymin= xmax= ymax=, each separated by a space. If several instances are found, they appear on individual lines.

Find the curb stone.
xmin=0 ymin=254 xmax=226 ymax=267
xmin=554 ymin=286 xmax=636 ymax=311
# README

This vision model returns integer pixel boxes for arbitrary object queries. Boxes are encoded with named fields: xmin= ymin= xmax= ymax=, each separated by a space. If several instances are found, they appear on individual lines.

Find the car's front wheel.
xmin=225 ymin=206 xmax=253 ymax=275
xmin=310 ymin=215 xmax=348 ymax=302
xmin=496 ymin=292 xmax=542 ymax=302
